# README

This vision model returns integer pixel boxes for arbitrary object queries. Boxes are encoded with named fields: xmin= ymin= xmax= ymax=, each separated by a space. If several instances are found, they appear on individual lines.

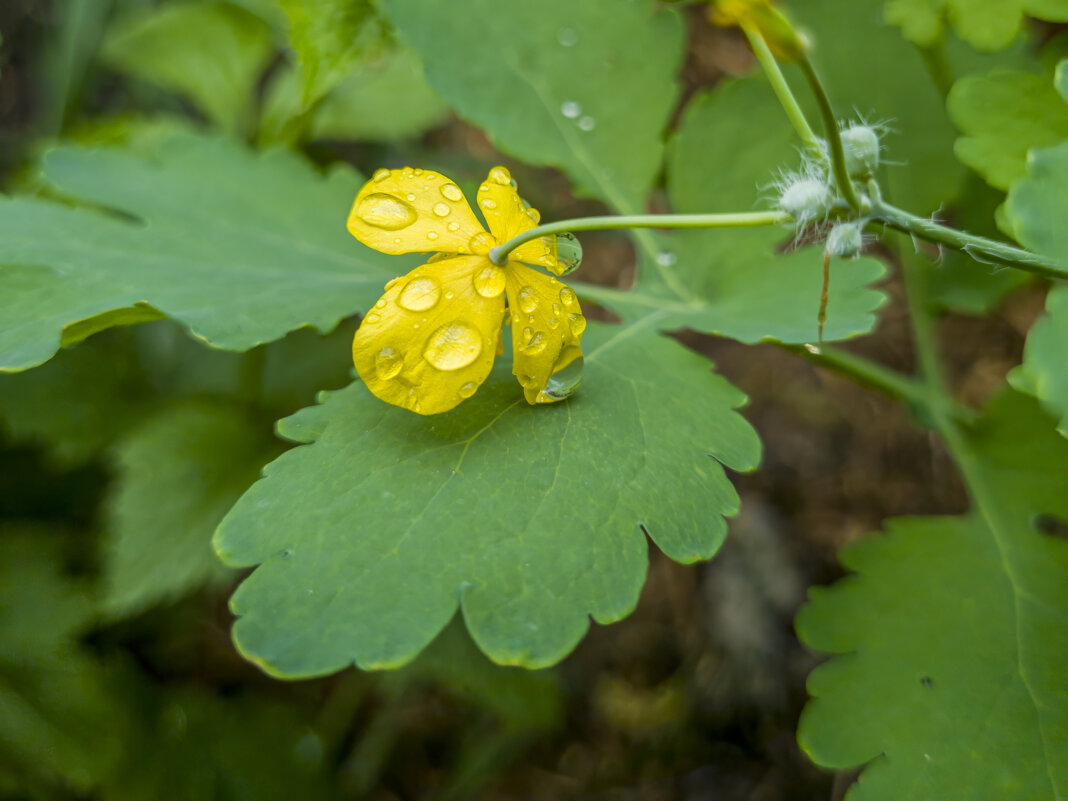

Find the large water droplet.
xmin=375 ymin=297 xmax=388 ymax=309
xmin=424 ymin=322 xmax=482 ymax=371
xmin=398 ymin=277 xmax=440 ymax=311
xmin=488 ymin=167 xmax=512 ymax=186
xmin=522 ymin=331 xmax=548 ymax=355
xmin=561 ymin=101 xmax=581 ymax=119
xmin=473 ymin=265 xmax=506 ymax=298
xmin=568 ymin=313 xmax=586 ymax=337
xmin=556 ymin=232 xmax=583 ymax=275
xmin=440 ymin=183 xmax=463 ymax=202
xmin=517 ymin=286 xmax=538 ymax=314
xmin=481 ymin=198 xmax=498 ymax=210
xmin=469 ymin=231 xmax=496 ymax=254
xmin=578 ymin=116 xmax=596 ymax=132
xmin=372 ymin=168 xmax=390 ymax=182
xmin=559 ymin=287 xmax=577 ymax=308
xmin=527 ymin=207 xmax=541 ymax=224
xmin=541 ymin=350 xmax=584 ymax=401
xmin=458 ymin=381 xmax=478 ymax=399
xmin=356 ymin=193 xmax=417 ymax=231
xmin=365 ymin=312 xmax=380 ymax=324
xmin=557 ymin=27 xmax=578 ymax=46
xmin=375 ymin=347 xmax=403 ymax=380
xmin=433 ymin=202 xmax=450 ymax=217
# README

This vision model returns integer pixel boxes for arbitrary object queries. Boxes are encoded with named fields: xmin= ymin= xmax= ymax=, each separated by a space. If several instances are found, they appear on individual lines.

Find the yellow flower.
xmin=708 ymin=0 xmax=806 ymax=62
xmin=346 ymin=165 xmax=586 ymax=415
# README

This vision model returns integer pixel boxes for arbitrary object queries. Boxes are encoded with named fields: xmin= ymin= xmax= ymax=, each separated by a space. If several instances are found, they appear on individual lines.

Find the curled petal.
xmin=353 ymin=255 xmax=507 ymax=415
xmin=347 ymin=167 xmax=487 ymax=256
xmin=504 ymin=263 xmax=586 ymax=405
xmin=476 ymin=166 xmax=560 ymax=274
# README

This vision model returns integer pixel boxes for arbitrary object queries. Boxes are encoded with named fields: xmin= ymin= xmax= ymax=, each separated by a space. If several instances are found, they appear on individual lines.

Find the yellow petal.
xmin=476 ymin=166 xmax=561 ymax=274
xmin=504 ymin=263 xmax=586 ymax=405
xmin=353 ymin=255 xmax=507 ymax=414
xmin=347 ymin=167 xmax=488 ymax=256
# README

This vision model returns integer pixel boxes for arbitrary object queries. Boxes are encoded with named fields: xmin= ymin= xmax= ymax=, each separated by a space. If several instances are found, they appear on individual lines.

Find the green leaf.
xmin=0 ymin=133 xmax=401 ymax=371
xmin=885 ymin=0 xmax=1068 ymax=51
xmin=1009 ymin=285 xmax=1068 ymax=437
xmin=310 ymin=46 xmax=450 ymax=141
xmin=215 ymin=320 xmax=761 ymax=676
xmin=102 ymin=399 xmax=280 ymax=618
xmin=949 ymin=52 xmax=1068 ymax=190
xmin=279 ymin=0 xmax=389 ymax=106
xmin=797 ymin=390 xmax=1068 ymax=800
xmin=378 ymin=0 xmax=684 ymax=215
xmin=101 ymin=1 xmax=274 ymax=136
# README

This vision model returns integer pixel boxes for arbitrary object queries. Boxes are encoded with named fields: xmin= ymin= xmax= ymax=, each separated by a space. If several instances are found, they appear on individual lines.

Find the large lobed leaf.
xmin=883 ymin=0 xmax=1068 ymax=52
xmin=215 ymin=320 xmax=761 ymax=676
xmin=797 ymin=390 xmax=1068 ymax=800
xmin=0 ymin=134 xmax=400 ymax=371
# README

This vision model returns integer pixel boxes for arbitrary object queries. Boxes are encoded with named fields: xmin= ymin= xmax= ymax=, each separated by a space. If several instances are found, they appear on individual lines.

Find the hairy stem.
xmin=488 ymin=211 xmax=791 ymax=265
xmin=797 ymin=56 xmax=861 ymax=211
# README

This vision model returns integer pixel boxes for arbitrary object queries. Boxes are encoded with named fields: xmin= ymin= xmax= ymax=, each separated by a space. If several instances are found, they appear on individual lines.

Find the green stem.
xmin=917 ymin=40 xmax=954 ymax=99
xmin=740 ymin=23 xmax=822 ymax=157
xmin=488 ymin=211 xmax=791 ymax=265
xmin=871 ymin=200 xmax=1068 ymax=280
xmin=798 ymin=56 xmax=862 ymax=211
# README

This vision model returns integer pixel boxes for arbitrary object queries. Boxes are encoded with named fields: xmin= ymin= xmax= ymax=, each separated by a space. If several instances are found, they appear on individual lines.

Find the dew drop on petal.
xmin=405 ymin=389 xmax=419 ymax=411
xmin=424 ymin=322 xmax=482 ymax=371
xmin=548 ymin=317 xmax=559 ymax=329
xmin=561 ymin=101 xmax=581 ymax=119
xmin=521 ymin=327 xmax=534 ymax=345
xmin=559 ymin=287 xmax=577 ymax=308
xmin=459 ymin=381 xmax=478 ymax=399
xmin=527 ymin=208 xmax=541 ymax=224
xmin=406 ymin=193 xmax=416 ymax=202
xmin=517 ymin=286 xmax=538 ymax=313
xmin=433 ymin=202 xmax=450 ymax=217
xmin=372 ymin=168 xmax=390 ymax=182
xmin=488 ymin=166 xmax=512 ymax=185
xmin=426 ymin=231 xmax=439 ymax=241
xmin=522 ymin=332 xmax=548 ymax=355
xmin=375 ymin=347 xmax=403 ymax=380
xmin=473 ymin=265 xmax=506 ymax=298
xmin=469 ymin=231 xmax=496 ymax=254
xmin=365 ymin=312 xmax=380 ymax=324
xmin=384 ymin=277 xmax=403 ymax=291
xmin=568 ymin=313 xmax=587 ymax=337
xmin=398 ymin=277 xmax=441 ymax=311
xmin=356 ymin=193 xmax=417 ymax=231
xmin=481 ymin=198 xmax=498 ymax=210
xmin=375 ymin=297 xmax=387 ymax=309
xmin=441 ymin=183 xmax=463 ymax=202
xmin=552 ymin=302 xmax=561 ymax=316
xmin=447 ymin=221 xmax=460 ymax=232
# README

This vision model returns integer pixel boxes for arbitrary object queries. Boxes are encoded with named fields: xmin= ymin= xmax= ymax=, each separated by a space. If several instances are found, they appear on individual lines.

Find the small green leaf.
xmin=102 ymin=399 xmax=280 ymax=618
xmin=279 ymin=0 xmax=389 ymax=106
xmin=884 ymin=0 xmax=1068 ymax=51
xmin=1009 ymin=285 xmax=1068 ymax=437
xmin=949 ymin=51 xmax=1068 ymax=190
xmin=101 ymin=1 xmax=274 ymax=135
xmin=797 ymin=390 xmax=1068 ymax=800
xmin=215 ymin=320 xmax=761 ymax=676
xmin=0 ymin=133 xmax=401 ymax=371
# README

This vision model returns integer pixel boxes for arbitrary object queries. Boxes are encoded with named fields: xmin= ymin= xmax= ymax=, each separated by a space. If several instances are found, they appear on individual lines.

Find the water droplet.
xmin=517 ymin=286 xmax=538 ymax=313
xmin=522 ymin=331 xmax=548 ymax=355
xmin=441 ymin=183 xmax=463 ymax=202
xmin=398 ymin=277 xmax=441 ymax=311
xmin=372 ymin=168 xmax=390 ymax=182
xmin=557 ymin=27 xmax=578 ymax=46
xmin=423 ymin=322 xmax=482 ymax=371
xmin=521 ymin=327 xmax=534 ymax=344
xmin=568 ymin=313 xmax=586 ymax=337
xmin=578 ymin=116 xmax=596 ymax=131
xmin=542 ymin=350 xmax=584 ymax=401
xmin=444 ymin=290 xmax=454 ymax=299
xmin=561 ymin=101 xmax=581 ymax=119
xmin=473 ymin=265 xmax=506 ymax=298
xmin=426 ymin=231 xmax=439 ymax=241
xmin=406 ymin=193 xmax=416 ymax=201
xmin=481 ymin=198 xmax=498 ymax=210
xmin=405 ymin=390 xmax=419 ymax=411
xmin=656 ymin=251 xmax=677 ymax=267
xmin=552 ymin=303 xmax=561 ymax=316
xmin=527 ymin=208 xmax=541 ymax=224
xmin=459 ymin=381 xmax=478 ymax=399
xmin=375 ymin=297 xmax=387 ymax=309
xmin=356 ymin=193 xmax=417 ymax=231
xmin=548 ymin=317 xmax=559 ymax=329
xmin=447 ymin=221 xmax=460 ymax=232
xmin=560 ymin=287 xmax=577 ymax=308
xmin=412 ymin=168 xmax=423 ymax=176
xmin=365 ymin=312 xmax=380 ymax=324
xmin=469 ymin=231 xmax=496 ymax=254
xmin=488 ymin=166 xmax=512 ymax=185
xmin=433 ymin=202 xmax=450 ymax=217
xmin=517 ymin=373 xmax=537 ymax=388
xmin=375 ymin=347 xmax=403 ymax=380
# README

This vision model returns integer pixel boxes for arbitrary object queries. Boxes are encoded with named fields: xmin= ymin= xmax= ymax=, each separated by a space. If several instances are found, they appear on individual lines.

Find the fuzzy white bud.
xmin=779 ymin=178 xmax=832 ymax=222
xmin=826 ymin=221 xmax=865 ymax=258
xmin=841 ymin=125 xmax=880 ymax=180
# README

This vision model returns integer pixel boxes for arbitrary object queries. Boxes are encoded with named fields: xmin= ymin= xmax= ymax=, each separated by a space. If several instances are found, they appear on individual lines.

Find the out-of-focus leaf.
xmin=884 ymin=0 xmax=1068 ymax=51
xmin=311 ymin=47 xmax=450 ymax=141
xmin=949 ymin=49 xmax=1068 ymax=190
xmin=37 ymin=0 xmax=111 ymax=134
xmin=0 ymin=133 xmax=401 ymax=371
xmin=1009 ymin=285 xmax=1068 ymax=436
xmin=215 ymin=320 xmax=761 ymax=676
xmin=101 ymin=1 xmax=274 ymax=135
xmin=279 ymin=0 xmax=389 ymax=106
xmin=797 ymin=390 xmax=1068 ymax=800
xmin=102 ymin=399 xmax=279 ymax=618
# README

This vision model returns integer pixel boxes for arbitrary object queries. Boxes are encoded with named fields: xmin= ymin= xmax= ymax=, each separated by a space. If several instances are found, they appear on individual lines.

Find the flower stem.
xmin=488 ymin=211 xmax=791 ymax=266
xmin=740 ymin=23 xmax=822 ymax=157
xmin=797 ymin=55 xmax=862 ymax=211
xmin=870 ymin=200 xmax=1068 ymax=280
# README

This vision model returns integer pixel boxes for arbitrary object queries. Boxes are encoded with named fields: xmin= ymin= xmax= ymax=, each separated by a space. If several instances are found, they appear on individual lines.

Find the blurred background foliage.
xmin=0 ymin=0 xmax=1063 ymax=798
